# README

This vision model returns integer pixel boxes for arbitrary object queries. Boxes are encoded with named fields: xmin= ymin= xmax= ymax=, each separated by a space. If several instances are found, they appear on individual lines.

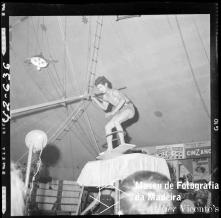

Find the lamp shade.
xmin=25 ymin=130 xmax=48 ymax=152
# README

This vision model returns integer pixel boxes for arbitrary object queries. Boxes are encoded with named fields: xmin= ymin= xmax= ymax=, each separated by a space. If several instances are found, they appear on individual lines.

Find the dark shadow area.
xmin=36 ymin=164 xmax=52 ymax=184
xmin=35 ymin=144 xmax=60 ymax=184
xmin=124 ymin=148 xmax=148 ymax=154
xmin=40 ymin=143 xmax=60 ymax=166
xmin=154 ymin=110 xmax=163 ymax=117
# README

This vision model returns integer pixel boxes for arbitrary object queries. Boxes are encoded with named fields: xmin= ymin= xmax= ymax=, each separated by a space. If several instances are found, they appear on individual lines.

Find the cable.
xmin=64 ymin=16 xmax=67 ymax=98
xmin=15 ymin=151 xmax=29 ymax=164
xmin=30 ymin=17 xmax=42 ymax=52
xmin=84 ymin=17 xmax=92 ymax=93
xmin=43 ymin=17 xmax=79 ymax=99
xmin=68 ymin=128 xmax=76 ymax=179
xmin=44 ymin=27 xmax=66 ymax=94
xmin=45 ymin=67 xmax=63 ymax=98
xmin=75 ymin=120 xmax=94 ymax=148
xmin=27 ymin=18 xmax=62 ymax=100
xmin=11 ymin=48 xmax=53 ymax=101
xmin=192 ymin=16 xmax=210 ymax=63
xmin=26 ymin=16 xmax=29 ymax=58
xmin=41 ymin=18 xmax=65 ymax=97
xmin=57 ymin=16 xmax=81 ymax=95
xmin=70 ymin=125 xmax=97 ymax=157
xmin=166 ymin=15 xmax=173 ymax=30
xmin=175 ymin=15 xmax=210 ymax=119
xmin=32 ymin=16 xmax=65 ymax=98
xmin=49 ymin=101 xmax=89 ymax=142
xmin=29 ymin=149 xmax=43 ymax=196
xmin=84 ymin=109 xmax=100 ymax=153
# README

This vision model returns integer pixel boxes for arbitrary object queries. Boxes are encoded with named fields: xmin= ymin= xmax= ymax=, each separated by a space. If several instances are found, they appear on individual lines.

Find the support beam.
xmin=114 ymin=180 xmax=120 ymax=215
xmin=11 ymin=87 xmax=126 ymax=119
xmin=11 ymin=94 xmax=86 ymax=119
xmin=25 ymin=144 xmax=34 ymax=192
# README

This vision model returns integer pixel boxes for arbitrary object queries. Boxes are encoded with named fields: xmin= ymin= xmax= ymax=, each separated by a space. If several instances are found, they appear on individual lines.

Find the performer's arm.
xmin=92 ymin=97 xmax=109 ymax=111
xmin=111 ymin=98 xmax=125 ymax=116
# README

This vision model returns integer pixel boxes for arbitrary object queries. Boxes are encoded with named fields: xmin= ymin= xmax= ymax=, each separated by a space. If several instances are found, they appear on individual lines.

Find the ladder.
xmin=49 ymin=101 xmax=90 ymax=142
xmin=87 ymin=16 xmax=104 ymax=94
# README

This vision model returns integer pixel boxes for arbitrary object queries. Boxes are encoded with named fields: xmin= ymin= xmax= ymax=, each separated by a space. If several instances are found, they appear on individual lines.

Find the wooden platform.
xmin=96 ymin=144 xmax=136 ymax=160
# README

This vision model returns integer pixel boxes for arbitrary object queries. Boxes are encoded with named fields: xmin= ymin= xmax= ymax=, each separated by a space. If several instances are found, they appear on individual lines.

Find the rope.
xmin=45 ymin=67 xmax=63 ymax=98
xmin=74 ymin=16 xmax=104 ymax=156
xmin=166 ymin=15 xmax=173 ymax=30
xmin=43 ymin=22 xmax=66 ymax=95
xmin=64 ymin=16 xmax=67 ymax=98
xmin=57 ymin=16 xmax=81 ymax=94
xmin=39 ymin=17 xmax=98 ymax=150
xmin=26 ymin=17 xmax=29 ymax=57
xmin=70 ymin=126 xmax=97 ymax=157
xmin=29 ymin=149 xmax=43 ymax=194
xmin=15 ymin=151 xmax=29 ymax=163
xmin=68 ymin=121 xmax=76 ymax=177
xmin=84 ymin=109 xmax=100 ymax=153
xmin=37 ymin=16 xmax=40 ymax=46
xmin=192 ymin=16 xmax=210 ymax=63
xmin=49 ymin=102 xmax=84 ymax=142
xmin=54 ymin=13 xmax=94 ymax=149
xmin=84 ymin=17 xmax=92 ymax=93
xmin=30 ymin=17 xmax=42 ymax=53
xmin=175 ymin=15 xmax=210 ymax=119
xmin=27 ymin=18 xmax=62 ymax=100
xmin=14 ymin=17 xmax=102 ymax=163
xmin=40 ymin=18 xmax=64 ymax=97
xmin=75 ymin=120 xmax=94 ymax=148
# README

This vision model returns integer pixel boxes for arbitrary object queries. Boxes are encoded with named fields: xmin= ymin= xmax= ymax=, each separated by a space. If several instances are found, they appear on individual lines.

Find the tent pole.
xmin=11 ymin=87 xmax=126 ymax=119
xmin=24 ymin=144 xmax=33 ymax=193
xmin=114 ymin=180 xmax=120 ymax=215
xmin=11 ymin=94 xmax=86 ymax=118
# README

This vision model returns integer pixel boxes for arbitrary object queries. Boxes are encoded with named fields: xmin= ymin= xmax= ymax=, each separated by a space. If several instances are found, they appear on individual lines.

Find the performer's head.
xmin=119 ymin=171 xmax=174 ymax=214
xmin=11 ymin=162 xmax=25 ymax=216
xmin=94 ymin=76 xmax=112 ymax=93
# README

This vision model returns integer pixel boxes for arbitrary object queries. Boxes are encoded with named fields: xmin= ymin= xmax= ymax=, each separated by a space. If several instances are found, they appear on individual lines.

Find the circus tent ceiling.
xmin=9 ymin=15 xmax=210 ymax=180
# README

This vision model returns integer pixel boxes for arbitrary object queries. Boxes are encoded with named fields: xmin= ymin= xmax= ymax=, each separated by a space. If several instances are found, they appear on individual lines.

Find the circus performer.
xmin=92 ymin=76 xmax=135 ymax=153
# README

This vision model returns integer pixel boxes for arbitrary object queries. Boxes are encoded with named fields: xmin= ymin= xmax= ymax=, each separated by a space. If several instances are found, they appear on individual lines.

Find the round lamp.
xmin=25 ymin=130 xmax=48 ymax=153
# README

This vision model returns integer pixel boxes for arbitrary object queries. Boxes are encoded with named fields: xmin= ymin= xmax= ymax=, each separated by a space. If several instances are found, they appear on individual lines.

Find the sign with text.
xmin=156 ymin=144 xmax=185 ymax=160
xmin=185 ymin=146 xmax=211 ymax=158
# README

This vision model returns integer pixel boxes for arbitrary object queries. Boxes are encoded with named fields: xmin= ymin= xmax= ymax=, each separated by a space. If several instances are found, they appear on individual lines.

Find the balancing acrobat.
xmin=91 ymin=76 xmax=136 ymax=155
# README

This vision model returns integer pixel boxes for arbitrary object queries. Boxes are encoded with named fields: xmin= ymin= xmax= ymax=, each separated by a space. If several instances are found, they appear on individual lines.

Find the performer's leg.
xmin=105 ymin=121 xmax=115 ymax=151
xmin=114 ymin=122 xmax=125 ymax=145
xmin=113 ymin=108 xmax=134 ymax=145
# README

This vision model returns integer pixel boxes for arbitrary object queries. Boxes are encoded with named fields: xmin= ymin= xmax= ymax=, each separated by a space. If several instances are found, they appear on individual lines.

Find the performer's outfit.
xmin=103 ymin=89 xmax=135 ymax=120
